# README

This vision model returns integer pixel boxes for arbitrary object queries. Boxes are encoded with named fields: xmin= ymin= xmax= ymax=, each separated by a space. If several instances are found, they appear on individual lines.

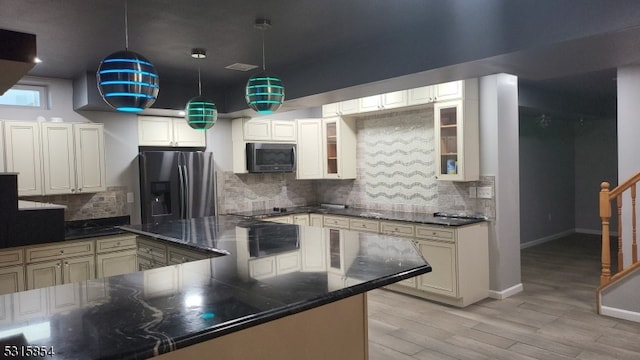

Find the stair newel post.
xmin=632 ymin=184 xmax=638 ymax=265
xmin=600 ymin=182 xmax=612 ymax=286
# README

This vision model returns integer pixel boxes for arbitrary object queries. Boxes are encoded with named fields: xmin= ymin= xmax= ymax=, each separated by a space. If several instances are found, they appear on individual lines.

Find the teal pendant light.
xmin=97 ymin=0 xmax=159 ymax=112
xmin=185 ymin=48 xmax=217 ymax=130
xmin=245 ymin=18 xmax=285 ymax=114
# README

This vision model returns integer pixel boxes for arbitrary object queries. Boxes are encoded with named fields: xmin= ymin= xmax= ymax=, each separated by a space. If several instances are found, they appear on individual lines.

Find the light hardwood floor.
xmin=368 ymin=233 xmax=640 ymax=360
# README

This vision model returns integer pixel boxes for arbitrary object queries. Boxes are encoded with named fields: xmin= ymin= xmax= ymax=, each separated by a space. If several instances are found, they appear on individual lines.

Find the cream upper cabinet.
xmin=359 ymin=91 xmax=407 ymax=113
xmin=138 ymin=116 xmax=206 ymax=147
xmin=296 ymin=119 xmax=324 ymax=179
xmin=322 ymin=99 xmax=359 ymax=117
xmin=407 ymin=86 xmax=435 ymax=106
xmin=3 ymin=121 xmax=42 ymax=196
xmin=434 ymin=80 xmax=464 ymax=101
xmin=238 ymin=118 xmax=296 ymax=142
xmin=296 ymin=117 xmax=356 ymax=180
xmin=434 ymin=78 xmax=479 ymax=181
xmin=41 ymin=123 xmax=106 ymax=195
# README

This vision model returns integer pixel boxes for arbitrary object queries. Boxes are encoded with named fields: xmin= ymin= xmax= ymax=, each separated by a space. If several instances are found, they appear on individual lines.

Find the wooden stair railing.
xmin=599 ymin=172 xmax=640 ymax=286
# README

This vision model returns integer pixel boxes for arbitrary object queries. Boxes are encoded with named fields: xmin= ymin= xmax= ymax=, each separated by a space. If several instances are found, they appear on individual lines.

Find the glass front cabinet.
xmin=433 ymin=93 xmax=479 ymax=182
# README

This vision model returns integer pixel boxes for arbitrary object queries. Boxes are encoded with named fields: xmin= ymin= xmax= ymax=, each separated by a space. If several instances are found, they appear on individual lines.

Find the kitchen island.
xmin=0 ymin=215 xmax=430 ymax=359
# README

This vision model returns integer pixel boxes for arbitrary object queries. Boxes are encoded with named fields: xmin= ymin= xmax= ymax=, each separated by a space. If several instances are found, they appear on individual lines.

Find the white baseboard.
xmin=488 ymin=283 xmax=523 ymax=300
xmin=575 ymin=228 xmax=619 ymax=236
xmin=520 ymin=229 xmax=575 ymax=249
xmin=600 ymin=306 xmax=640 ymax=323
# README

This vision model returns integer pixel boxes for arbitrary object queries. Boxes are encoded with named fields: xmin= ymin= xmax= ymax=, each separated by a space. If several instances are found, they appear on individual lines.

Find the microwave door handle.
xmin=291 ymin=146 xmax=296 ymax=168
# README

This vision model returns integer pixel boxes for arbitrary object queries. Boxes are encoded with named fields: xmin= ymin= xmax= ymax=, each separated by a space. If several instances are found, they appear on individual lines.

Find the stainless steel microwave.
xmin=246 ymin=143 xmax=296 ymax=173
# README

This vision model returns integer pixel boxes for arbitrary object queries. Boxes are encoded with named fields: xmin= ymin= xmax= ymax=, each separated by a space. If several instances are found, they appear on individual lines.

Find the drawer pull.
xmin=64 ymin=261 xmax=69 ymax=266
xmin=60 ymin=250 xmax=64 ymax=255
xmin=116 ymin=242 xmax=121 ymax=247
xmin=56 ymin=262 xmax=61 ymax=268
xmin=394 ymin=227 xmax=399 ymax=231
xmin=433 ymin=232 xmax=437 ymax=235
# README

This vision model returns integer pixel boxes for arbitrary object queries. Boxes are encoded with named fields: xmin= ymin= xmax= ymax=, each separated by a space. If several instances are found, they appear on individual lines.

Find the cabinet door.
xmin=434 ymin=81 xmax=463 ymax=101
xmin=166 ymin=245 xmax=209 ymax=265
xmin=243 ymin=119 xmax=271 ymax=140
xmin=41 ymin=122 xmax=76 ymax=195
xmin=249 ymin=256 xmax=276 ymax=279
xmin=271 ymin=120 xmax=296 ymax=142
xmin=358 ymin=95 xmax=381 ymax=113
xmin=407 ymin=86 xmax=435 ymax=105
xmin=435 ymin=100 xmax=464 ymax=181
xmin=63 ymin=255 xmax=95 ymax=284
xmin=339 ymin=99 xmax=359 ymax=115
xmin=416 ymin=239 xmax=458 ymax=297
xmin=300 ymin=226 xmax=326 ymax=272
xmin=322 ymin=103 xmax=340 ymax=117
xmin=324 ymin=117 xmax=356 ymax=179
xmin=0 ymin=265 xmax=25 ymax=295
xmin=172 ymin=118 xmax=206 ymax=147
xmin=292 ymin=214 xmax=310 ymax=226
xmin=48 ymin=283 xmax=81 ymax=314
xmin=13 ymin=289 xmax=48 ymax=322
xmin=276 ymin=251 xmax=301 ymax=275
xmin=4 ymin=121 xmax=42 ymax=196
xmin=296 ymin=119 xmax=324 ymax=179
xmin=96 ymin=250 xmax=137 ymax=278
xmin=26 ymin=260 xmax=63 ymax=290
xmin=310 ymin=214 xmax=324 ymax=227
xmin=381 ymin=90 xmax=407 ymax=109
xmin=74 ymin=123 xmax=107 ymax=193
xmin=138 ymin=116 xmax=174 ymax=146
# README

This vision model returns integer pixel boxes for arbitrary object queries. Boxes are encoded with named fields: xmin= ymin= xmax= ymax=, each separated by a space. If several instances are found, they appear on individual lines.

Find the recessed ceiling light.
xmin=225 ymin=63 xmax=259 ymax=72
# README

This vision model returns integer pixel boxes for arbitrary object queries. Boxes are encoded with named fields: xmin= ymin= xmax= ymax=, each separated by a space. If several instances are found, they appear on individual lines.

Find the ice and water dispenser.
xmin=150 ymin=182 xmax=172 ymax=216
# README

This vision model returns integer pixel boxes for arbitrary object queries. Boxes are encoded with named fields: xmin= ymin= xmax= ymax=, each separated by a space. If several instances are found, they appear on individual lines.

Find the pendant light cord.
xmin=124 ymin=0 xmax=129 ymax=50
xmin=197 ymin=62 xmax=202 ymax=96
xmin=261 ymin=29 xmax=266 ymax=71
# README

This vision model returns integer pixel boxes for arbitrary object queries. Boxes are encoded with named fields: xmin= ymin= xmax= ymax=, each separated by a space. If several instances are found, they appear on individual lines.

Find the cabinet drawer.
xmin=349 ymin=218 xmax=379 ymax=233
xmin=26 ymin=240 xmax=94 ymax=263
xmin=0 ymin=248 xmax=24 ymax=267
xmin=137 ymin=238 xmax=167 ymax=264
xmin=415 ymin=225 xmax=455 ymax=241
xmin=380 ymin=221 xmax=415 ymax=237
xmin=167 ymin=245 xmax=210 ymax=265
xmin=96 ymin=235 xmax=137 ymax=253
xmin=323 ymin=216 xmax=350 ymax=229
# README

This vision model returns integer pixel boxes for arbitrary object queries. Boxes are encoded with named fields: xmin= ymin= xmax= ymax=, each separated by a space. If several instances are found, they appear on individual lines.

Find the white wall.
xmin=616 ymin=66 xmax=640 ymax=267
xmin=0 ymin=76 xmax=90 ymax=123
xmin=479 ymin=74 xmax=522 ymax=295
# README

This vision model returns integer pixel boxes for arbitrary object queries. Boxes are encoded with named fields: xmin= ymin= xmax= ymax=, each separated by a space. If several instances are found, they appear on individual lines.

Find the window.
xmin=0 ymin=84 xmax=48 ymax=109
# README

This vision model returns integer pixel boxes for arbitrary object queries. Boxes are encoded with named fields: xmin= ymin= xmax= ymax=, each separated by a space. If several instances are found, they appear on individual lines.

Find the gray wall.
xmin=519 ymin=117 xmax=576 ymax=244
xmin=574 ymin=118 xmax=617 ymax=232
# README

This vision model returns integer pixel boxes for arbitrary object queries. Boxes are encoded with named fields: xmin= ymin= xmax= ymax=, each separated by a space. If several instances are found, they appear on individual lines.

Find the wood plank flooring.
xmin=368 ymin=233 xmax=640 ymax=360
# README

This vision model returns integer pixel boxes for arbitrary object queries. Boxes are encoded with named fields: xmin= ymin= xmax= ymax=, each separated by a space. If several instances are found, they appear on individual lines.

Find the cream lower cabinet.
xmin=167 ymin=245 xmax=211 ymax=265
xmin=95 ymin=235 xmax=137 ymax=278
xmin=292 ymin=214 xmax=309 ymax=226
xmin=41 ymin=122 xmax=106 ymax=195
xmin=386 ymin=222 xmax=489 ymax=307
xmin=137 ymin=237 xmax=168 ymax=271
xmin=0 ymin=248 xmax=25 ymax=295
xmin=24 ymin=240 xmax=95 ymax=290
xmin=25 ymin=255 xmax=95 ymax=290
xmin=265 ymin=215 xmax=292 ymax=224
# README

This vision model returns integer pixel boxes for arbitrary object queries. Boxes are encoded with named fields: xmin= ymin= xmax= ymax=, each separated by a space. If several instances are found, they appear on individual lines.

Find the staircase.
xmin=597 ymin=173 xmax=640 ymax=322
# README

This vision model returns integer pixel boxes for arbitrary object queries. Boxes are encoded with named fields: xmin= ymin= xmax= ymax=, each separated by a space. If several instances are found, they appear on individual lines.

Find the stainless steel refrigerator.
xmin=139 ymin=151 xmax=216 ymax=224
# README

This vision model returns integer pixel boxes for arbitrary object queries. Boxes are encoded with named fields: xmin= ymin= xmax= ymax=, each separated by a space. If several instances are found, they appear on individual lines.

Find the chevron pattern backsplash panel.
xmin=360 ymin=109 xmax=437 ymax=206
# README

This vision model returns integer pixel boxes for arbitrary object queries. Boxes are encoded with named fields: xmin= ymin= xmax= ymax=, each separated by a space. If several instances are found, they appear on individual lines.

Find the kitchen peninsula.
xmin=0 ymin=215 xmax=430 ymax=359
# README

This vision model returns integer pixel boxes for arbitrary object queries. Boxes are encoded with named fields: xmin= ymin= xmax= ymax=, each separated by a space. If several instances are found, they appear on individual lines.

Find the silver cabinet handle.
xmin=56 ymin=262 xmax=61 ymax=268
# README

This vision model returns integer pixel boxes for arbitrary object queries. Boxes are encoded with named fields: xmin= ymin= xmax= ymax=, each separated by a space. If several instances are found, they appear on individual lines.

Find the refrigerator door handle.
xmin=178 ymin=164 xmax=186 ymax=219
xmin=182 ymin=164 xmax=191 ymax=219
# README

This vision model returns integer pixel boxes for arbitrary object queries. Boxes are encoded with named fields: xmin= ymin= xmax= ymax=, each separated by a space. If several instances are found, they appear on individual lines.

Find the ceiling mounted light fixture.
xmin=185 ymin=48 xmax=217 ymax=130
xmin=96 ymin=0 xmax=159 ymax=112
xmin=245 ymin=18 xmax=285 ymax=114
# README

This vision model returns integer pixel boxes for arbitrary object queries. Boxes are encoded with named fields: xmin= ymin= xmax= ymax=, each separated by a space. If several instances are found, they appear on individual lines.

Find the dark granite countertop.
xmin=0 ymin=215 xmax=430 ymax=359
xmin=64 ymin=216 xmax=130 ymax=240
xmin=227 ymin=205 xmax=486 ymax=226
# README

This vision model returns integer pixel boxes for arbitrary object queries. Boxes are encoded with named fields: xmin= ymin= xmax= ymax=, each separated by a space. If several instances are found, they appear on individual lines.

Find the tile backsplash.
xmin=219 ymin=107 xmax=496 ymax=219
xmin=22 ymin=186 xmax=129 ymax=221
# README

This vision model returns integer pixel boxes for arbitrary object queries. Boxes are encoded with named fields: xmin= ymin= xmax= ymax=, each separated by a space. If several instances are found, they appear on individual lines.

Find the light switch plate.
xmin=127 ymin=192 xmax=134 ymax=203
xmin=477 ymin=186 xmax=492 ymax=199
xmin=468 ymin=186 xmax=477 ymax=198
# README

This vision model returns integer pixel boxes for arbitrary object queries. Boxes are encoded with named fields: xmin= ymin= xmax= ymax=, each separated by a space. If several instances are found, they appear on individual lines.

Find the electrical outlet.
xmin=127 ymin=192 xmax=134 ymax=203
xmin=468 ymin=186 xmax=477 ymax=198
xmin=477 ymin=186 xmax=493 ymax=199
